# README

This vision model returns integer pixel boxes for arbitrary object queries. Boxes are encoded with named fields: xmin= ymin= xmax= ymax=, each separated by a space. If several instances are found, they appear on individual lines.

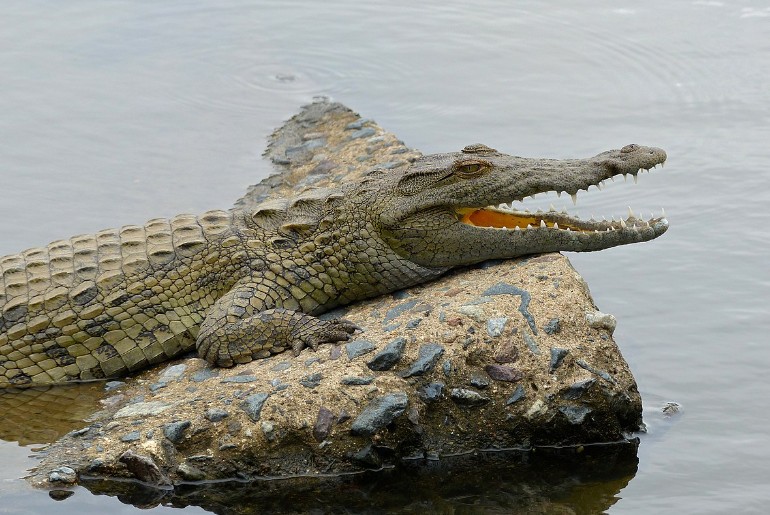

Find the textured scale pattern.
xmin=0 ymin=136 xmax=667 ymax=387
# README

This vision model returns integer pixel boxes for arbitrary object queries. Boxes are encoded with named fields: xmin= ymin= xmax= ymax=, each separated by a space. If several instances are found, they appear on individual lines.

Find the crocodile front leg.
xmin=196 ymin=282 xmax=358 ymax=367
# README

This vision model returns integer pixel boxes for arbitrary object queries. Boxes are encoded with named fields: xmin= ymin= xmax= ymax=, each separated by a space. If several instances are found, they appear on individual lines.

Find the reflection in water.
xmin=0 ymin=383 xmax=106 ymax=446
xmin=79 ymin=442 xmax=638 ymax=514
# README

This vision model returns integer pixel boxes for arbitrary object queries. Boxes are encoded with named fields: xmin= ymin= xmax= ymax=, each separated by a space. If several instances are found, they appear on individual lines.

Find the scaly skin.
xmin=0 ymin=143 xmax=667 ymax=386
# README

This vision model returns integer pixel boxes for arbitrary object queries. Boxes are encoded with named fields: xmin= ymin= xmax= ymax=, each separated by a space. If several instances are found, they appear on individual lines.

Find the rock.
xmin=204 ymin=408 xmax=229 ymax=422
xmin=239 ymin=393 xmax=269 ymax=422
xmin=177 ymin=462 xmax=206 ymax=481
xmin=341 ymin=376 xmax=374 ymax=385
xmin=543 ymin=318 xmax=561 ymax=335
xmin=120 ymin=431 xmax=141 ymax=443
xmin=586 ymin=311 xmax=617 ymax=334
xmin=159 ymin=364 xmax=187 ymax=382
xmin=450 ymin=388 xmax=490 ymax=407
xmin=417 ymin=382 xmax=444 ymax=402
xmin=119 ymin=450 xmax=169 ymax=485
xmin=313 ymin=407 xmax=335 ymax=442
xmin=350 ymin=392 xmax=408 ymax=436
xmin=345 ymin=339 xmax=377 ymax=359
xmin=48 ymin=466 xmax=76 ymax=485
xmin=549 ymin=347 xmax=569 ymax=372
xmin=366 ymin=337 xmax=406 ymax=371
xmin=163 ymin=421 xmax=191 ymax=443
xmin=299 ymin=372 xmax=323 ymax=388
xmin=486 ymin=317 xmax=508 ymax=337
xmin=506 ymin=385 xmax=526 ymax=405
xmin=401 ymin=343 xmax=444 ymax=378
xmin=221 ymin=375 xmax=257 ymax=384
xmin=562 ymin=378 xmax=596 ymax=400
xmin=484 ymin=364 xmax=523 ymax=383
xmin=560 ymin=405 xmax=592 ymax=424
xmin=469 ymin=373 xmax=490 ymax=389
xmin=114 ymin=401 xmax=175 ymax=418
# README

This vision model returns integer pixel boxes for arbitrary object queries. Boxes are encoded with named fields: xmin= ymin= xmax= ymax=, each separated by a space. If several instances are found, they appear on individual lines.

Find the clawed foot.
xmin=291 ymin=318 xmax=361 ymax=356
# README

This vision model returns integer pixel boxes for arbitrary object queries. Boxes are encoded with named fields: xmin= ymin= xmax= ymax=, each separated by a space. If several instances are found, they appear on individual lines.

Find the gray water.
xmin=1 ymin=0 xmax=769 ymax=513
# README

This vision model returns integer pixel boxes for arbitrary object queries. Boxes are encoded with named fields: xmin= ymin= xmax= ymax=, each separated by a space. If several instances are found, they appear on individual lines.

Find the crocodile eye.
xmin=455 ymin=159 xmax=489 ymax=177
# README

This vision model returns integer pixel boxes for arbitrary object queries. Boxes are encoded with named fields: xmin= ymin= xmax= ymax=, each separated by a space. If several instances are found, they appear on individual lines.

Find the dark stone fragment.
xmin=149 ymin=382 xmax=167 ymax=392
xmin=494 ymin=341 xmax=518 ymax=363
xmin=163 ymin=421 xmax=191 ymax=443
xmin=470 ymin=373 xmax=490 ymax=389
xmin=48 ymin=466 xmax=77 ymax=485
xmin=304 ymin=357 xmax=321 ymax=367
xmin=382 ymin=323 xmax=400 ymax=332
xmin=442 ymin=359 xmax=453 ymax=377
xmin=482 ymin=282 xmax=537 ymax=335
xmin=576 ymin=359 xmax=616 ymax=384
xmin=120 ymin=431 xmax=141 ymax=443
xmin=450 ymin=388 xmax=490 ymax=407
xmin=337 ymin=410 xmax=351 ymax=424
xmin=313 ymin=407 xmax=335 ymax=442
xmin=221 ymin=375 xmax=256 ymax=384
xmin=191 ymin=369 xmax=218 ymax=382
xmin=484 ymin=364 xmax=523 ymax=383
xmin=345 ymin=339 xmax=377 ymax=359
xmin=506 ymin=385 xmax=526 ymax=405
xmin=401 ymin=343 xmax=444 ymax=378
xmin=559 ymin=405 xmax=592 ymax=424
xmin=366 ymin=337 xmax=406 ymax=371
xmin=345 ymin=119 xmax=368 ymax=130
xmin=239 ymin=393 xmax=269 ymax=422
xmin=351 ymin=444 xmax=382 ymax=469
xmin=104 ymin=380 xmax=126 ymax=391
xmin=204 ymin=408 xmax=229 ymax=422
xmin=177 ymin=462 xmax=206 ymax=481
xmin=350 ymin=392 xmax=408 ymax=436
xmin=341 ymin=376 xmax=375 ymax=385
xmin=119 ymin=449 xmax=170 ymax=485
xmin=383 ymin=299 xmax=418 ymax=322
xmin=549 ymin=347 xmax=569 ymax=372
xmin=523 ymin=332 xmax=540 ymax=355
xmin=405 ymin=318 xmax=422 ymax=330
xmin=562 ymin=378 xmax=596 ymax=400
xmin=300 ymin=372 xmax=323 ymax=388
xmin=417 ymin=382 xmax=445 ymax=403
xmin=350 ymin=127 xmax=376 ymax=139
xmin=392 ymin=290 xmax=410 ymax=300
xmin=329 ymin=345 xmax=342 ymax=360
xmin=272 ymin=361 xmax=291 ymax=372
xmin=49 ymin=489 xmax=74 ymax=501
xmin=543 ymin=318 xmax=561 ymax=335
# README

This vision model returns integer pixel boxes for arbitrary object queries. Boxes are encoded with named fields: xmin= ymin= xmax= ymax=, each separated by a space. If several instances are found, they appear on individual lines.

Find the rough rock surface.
xmin=28 ymin=101 xmax=642 ymax=491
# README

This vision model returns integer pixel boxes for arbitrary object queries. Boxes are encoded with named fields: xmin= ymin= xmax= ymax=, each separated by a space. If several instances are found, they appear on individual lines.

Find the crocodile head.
xmin=378 ymin=143 xmax=668 ymax=268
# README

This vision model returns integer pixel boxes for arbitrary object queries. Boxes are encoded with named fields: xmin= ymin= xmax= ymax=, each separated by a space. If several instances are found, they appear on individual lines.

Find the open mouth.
xmin=456 ymin=166 xmax=666 ymax=234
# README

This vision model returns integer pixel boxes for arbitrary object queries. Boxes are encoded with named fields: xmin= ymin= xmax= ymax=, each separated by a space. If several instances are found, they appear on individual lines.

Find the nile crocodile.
xmin=0 ymin=140 xmax=667 ymax=387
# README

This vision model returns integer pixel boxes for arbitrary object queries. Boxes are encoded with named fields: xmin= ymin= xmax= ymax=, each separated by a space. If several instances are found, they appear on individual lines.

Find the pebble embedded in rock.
xmin=351 ymin=444 xmax=382 ymax=468
xmin=417 ymin=382 xmax=445 ymax=402
xmin=486 ymin=317 xmax=508 ymax=337
xmin=349 ymin=127 xmax=376 ymax=139
xmin=191 ymin=369 xmax=218 ymax=382
xmin=559 ymin=405 xmax=592 ymax=424
xmin=401 ymin=343 xmax=445 ymax=378
xmin=350 ymin=392 xmax=408 ymax=436
xmin=450 ymin=388 xmax=490 ymax=406
xmin=366 ymin=336 xmax=406 ymax=371
xmin=300 ymin=372 xmax=323 ymax=388
xmin=562 ymin=378 xmax=596 ymax=400
xmin=345 ymin=339 xmax=377 ymax=359
xmin=313 ymin=407 xmax=334 ymax=442
xmin=543 ymin=318 xmax=561 ymax=335
xmin=484 ymin=364 xmax=523 ymax=383
xmin=120 ymin=431 xmax=141 ymax=443
xmin=204 ymin=408 xmax=229 ymax=422
xmin=470 ymin=373 xmax=490 ymax=389
xmin=221 ymin=375 xmax=257 ymax=384
xmin=549 ymin=347 xmax=569 ymax=372
xmin=383 ymin=299 xmax=418 ymax=323
xmin=493 ymin=341 xmax=518 ymax=363
xmin=119 ymin=449 xmax=169 ymax=485
xmin=576 ymin=359 xmax=616 ymax=383
xmin=177 ymin=462 xmax=206 ymax=481
xmin=272 ymin=362 xmax=292 ymax=372
xmin=114 ymin=401 xmax=175 ymax=419
xmin=163 ymin=421 xmax=191 ymax=443
xmin=239 ymin=393 xmax=269 ymax=422
xmin=48 ymin=466 xmax=77 ymax=485
xmin=159 ymin=364 xmax=187 ymax=382
xmin=341 ymin=376 xmax=375 ymax=385
xmin=506 ymin=385 xmax=526 ymax=405
xmin=585 ymin=311 xmax=617 ymax=335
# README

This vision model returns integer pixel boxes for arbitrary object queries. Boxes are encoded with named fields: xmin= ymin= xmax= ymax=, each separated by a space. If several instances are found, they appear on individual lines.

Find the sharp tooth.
xmin=633 ymin=174 xmax=638 ymax=184
xmin=596 ymin=182 xmax=602 ymax=191
xmin=566 ymin=227 xmax=571 ymax=232
xmin=623 ymin=174 xmax=628 ymax=182
xmin=553 ymin=222 xmax=559 ymax=230
xmin=540 ymin=220 xmax=546 ymax=228
xmin=536 ymin=208 xmax=543 ymax=214
xmin=549 ymin=204 xmax=556 ymax=212
xmin=556 ymin=191 xmax=562 ymax=198
xmin=628 ymin=206 xmax=635 ymax=219
xmin=514 ymin=225 xmax=521 ymax=231
xmin=645 ymin=221 xmax=650 ymax=227
xmin=620 ymin=219 xmax=627 ymax=228
xmin=527 ymin=224 xmax=533 ymax=229
xmin=570 ymin=193 xmax=577 ymax=205
xmin=501 ymin=226 xmax=507 ymax=230
xmin=561 ymin=207 xmax=568 ymax=214
xmin=661 ymin=207 xmax=666 ymax=217
xmin=610 ymin=176 xmax=615 ymax=182
xmin=524 ymin=208 xmax=531 ymax=213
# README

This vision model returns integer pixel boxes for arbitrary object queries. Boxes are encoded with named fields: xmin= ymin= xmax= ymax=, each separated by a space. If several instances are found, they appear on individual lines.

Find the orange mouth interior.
xmin=457 ymin=207 xmax=585 ymax=231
